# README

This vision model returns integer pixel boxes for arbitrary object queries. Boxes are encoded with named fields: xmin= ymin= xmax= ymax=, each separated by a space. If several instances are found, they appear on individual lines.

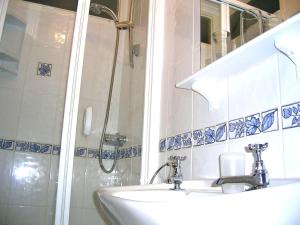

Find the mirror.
xmin=200 ymin=0 xmax=300 ymax=68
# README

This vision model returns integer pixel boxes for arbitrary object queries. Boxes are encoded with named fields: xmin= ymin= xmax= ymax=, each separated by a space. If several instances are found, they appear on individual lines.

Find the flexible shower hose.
xmin=98 ymin=26 xmax=120 ymax=173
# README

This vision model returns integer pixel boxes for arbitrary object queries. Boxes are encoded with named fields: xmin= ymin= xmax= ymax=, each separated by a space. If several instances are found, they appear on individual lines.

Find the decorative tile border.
xmin=282 ymin=102 xmax=300 ymax=129
xmin=159 ymin=104 xmax=299 ymax=152
xmin=229 ymin=118 xmax=245 ymax=140
xmin=192 ymin=129 xmax=204 ymax=146
xmin=216 ymin=123 xmax=227 ymax=142
xmin=0 ymin=138 xmax=142 ymax=160
xmin=245 ymin=113 xmax=261 ymax=136
xmin=182 ymin=132 xmax=192 ymax=148
xmin=204 ymin=126 xmax=215 ymax=145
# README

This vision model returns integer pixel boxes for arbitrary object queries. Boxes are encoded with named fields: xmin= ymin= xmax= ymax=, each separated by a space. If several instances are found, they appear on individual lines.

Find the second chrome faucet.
xmin=215 ymin=143 xmax=269 ymax=190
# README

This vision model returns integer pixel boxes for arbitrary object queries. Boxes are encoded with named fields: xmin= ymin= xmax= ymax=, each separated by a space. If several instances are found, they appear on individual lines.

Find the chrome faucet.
xmin=215 ymin=143 xmax=269 ymax=190
xmin=149 ymin=155 xmax=186 ymax=190
xmin=169 ymin=156 xmax=186 ymax=191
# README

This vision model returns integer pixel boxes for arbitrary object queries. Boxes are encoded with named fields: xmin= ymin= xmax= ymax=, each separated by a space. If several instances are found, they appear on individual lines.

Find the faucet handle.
xmin=248 ymin=143 xmax=268 ymax=152
xmin=248 ymin=143 xmax=268 ymax=161
xmin=169 ymin=155 xmax=186 ymax=162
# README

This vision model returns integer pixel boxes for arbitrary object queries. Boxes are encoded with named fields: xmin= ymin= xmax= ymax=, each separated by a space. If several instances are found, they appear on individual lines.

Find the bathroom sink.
xmin=97 ymin=179 xmax=300 ymax=225
xmin=110 ymin=188 xmax=222 ymax=201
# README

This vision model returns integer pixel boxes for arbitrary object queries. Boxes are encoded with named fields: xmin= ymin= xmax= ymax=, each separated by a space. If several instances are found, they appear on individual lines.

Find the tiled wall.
xmin=159 ymin=0 xmax=300 ymax=182
xmin=0 ymin=0 xmax=147 ymax=224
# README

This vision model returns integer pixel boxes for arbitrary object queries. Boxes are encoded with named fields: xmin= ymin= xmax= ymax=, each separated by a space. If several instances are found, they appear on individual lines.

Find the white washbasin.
xmin=97 ymin=179 xmax=300 ymax=225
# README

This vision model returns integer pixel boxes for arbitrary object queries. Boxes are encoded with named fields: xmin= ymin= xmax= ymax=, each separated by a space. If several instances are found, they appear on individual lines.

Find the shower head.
xmin=90 ymin=3 xmax=119 ymax=22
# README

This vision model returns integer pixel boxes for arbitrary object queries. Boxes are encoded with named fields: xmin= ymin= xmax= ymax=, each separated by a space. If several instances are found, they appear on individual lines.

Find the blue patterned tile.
xmin=159 ymin=139 xmax=166 ymax=152
xmin=110 ymin=151 xmax=116 ymax=159
xmin=15 ymin=141 xmax=30 ymax=152
xmin=229 ymin=118 xmax=245 ymax=139
xmin=282 ymin=102 xmax=300 ymax=129
xmin=261 ymin=108 xmax=278 ymax=132
xmin=166 ymin=137 xmax=175 ymax=151
xmin=29 ymin=143 xmax=41 ymax=153
xmin=40 ymin=144 xmax=52 ymax=154
xmin=132 ymin=146 xmax=138 ymax=157
xmin=75 ymin=147 xmax=87 ymax=157
xmin=0 ymin=136 xmax=142 ymax=160
xmin=215 ymin=123 xmax=227 ymax=142
xmin=125 ymin=147 xmax=132 ymax=158
xmin=87 ymin=149 xmax=99 ymax=158
xmin=118 ymin=149 xmax=126 ymax=159
xmin=116 ymin=149 xmax=121 ymax=159
xmin=245 ymin=113 xmax=261 ymax=136
xmin=0 ymin=139 xmax=14 ymax=150
xmin=37 ymin=62 xmax=52 ymax=77
xmin=182 ymin=132 xmax=192 ymax=148
xmin=29 ymin=142 xmax=51 ymax=154
xmin=174 ymin=134 xmax=182 ymax=150
xmin=204 ymin=127 xmax=215 ymax=145
xmin=101 ymin=150 xmax=112 ymax=159
xmin=192 ymin=129 xmax=204 ymax=146
xmin=52 ymin=145 xmax=61 ymax=155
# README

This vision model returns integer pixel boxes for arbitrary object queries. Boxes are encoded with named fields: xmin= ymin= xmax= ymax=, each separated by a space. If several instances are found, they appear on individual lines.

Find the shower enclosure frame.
xmin=52 ymin=0 xmax=160 ymax=225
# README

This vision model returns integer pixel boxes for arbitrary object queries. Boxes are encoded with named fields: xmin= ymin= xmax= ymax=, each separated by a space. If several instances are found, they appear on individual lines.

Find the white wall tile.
xmin=70 ymin=157 xmax=86 ymax=208
xmin=278 ymin=52 xmax=300 ymax=105
xmin=23 ymin=44 xmax=65 ymax=95
xmin=34 ymin=7 xmax=71 ymax=49
xmin=17 ymin=91 xmax=57 ymax=143
xmin=82 ymin=208 xmax=110 ymax=225
xmin=0 ymin=151 xmax=13 ymax=205
xmin=0 ymin=88 xmax=22 ymax=138
xmin=5 ymin=205 xmax=47 ymax=225
xmin=69 ymin=207 xmax=84 ymax=225
xmin=9 ymin=152 xmax=51 ymax=206
xmin=167 ymin=67 xmax=193 ymax=136
xmin=52 ymin=95 xmax=65 ymax=145
xmin=117 ymin=158 xmax=132 ymax=186
xmin=48 ymin=155 xmax=59 ymax=207
xmin=283 ymin=128 xmax=300 ymax=178
xmin=228 ymin=54 xmax=280 ymax=119
xmin=0 ymin=204 xmax=7 ymax=225
xmin=131 ymin=157 xmax=141 ymax=185
xmin=84 ymin=159 xmax=111 ymax=209
xmin=45 ymin=206 xmax=56 ymax=225
xmin=192 ymin=144 xmax=228 ymax=179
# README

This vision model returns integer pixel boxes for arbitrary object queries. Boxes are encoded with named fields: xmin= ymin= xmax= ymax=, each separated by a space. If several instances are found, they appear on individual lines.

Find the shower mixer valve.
xmin=104 ymin=133 xmax=127 ymax=147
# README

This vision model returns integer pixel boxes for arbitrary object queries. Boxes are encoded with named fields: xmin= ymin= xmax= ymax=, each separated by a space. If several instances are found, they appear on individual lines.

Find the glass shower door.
xmin=68 ymin=0 xmax=148 ymax=224
xmin=0 ymin=0 xmax=78 ymax=224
